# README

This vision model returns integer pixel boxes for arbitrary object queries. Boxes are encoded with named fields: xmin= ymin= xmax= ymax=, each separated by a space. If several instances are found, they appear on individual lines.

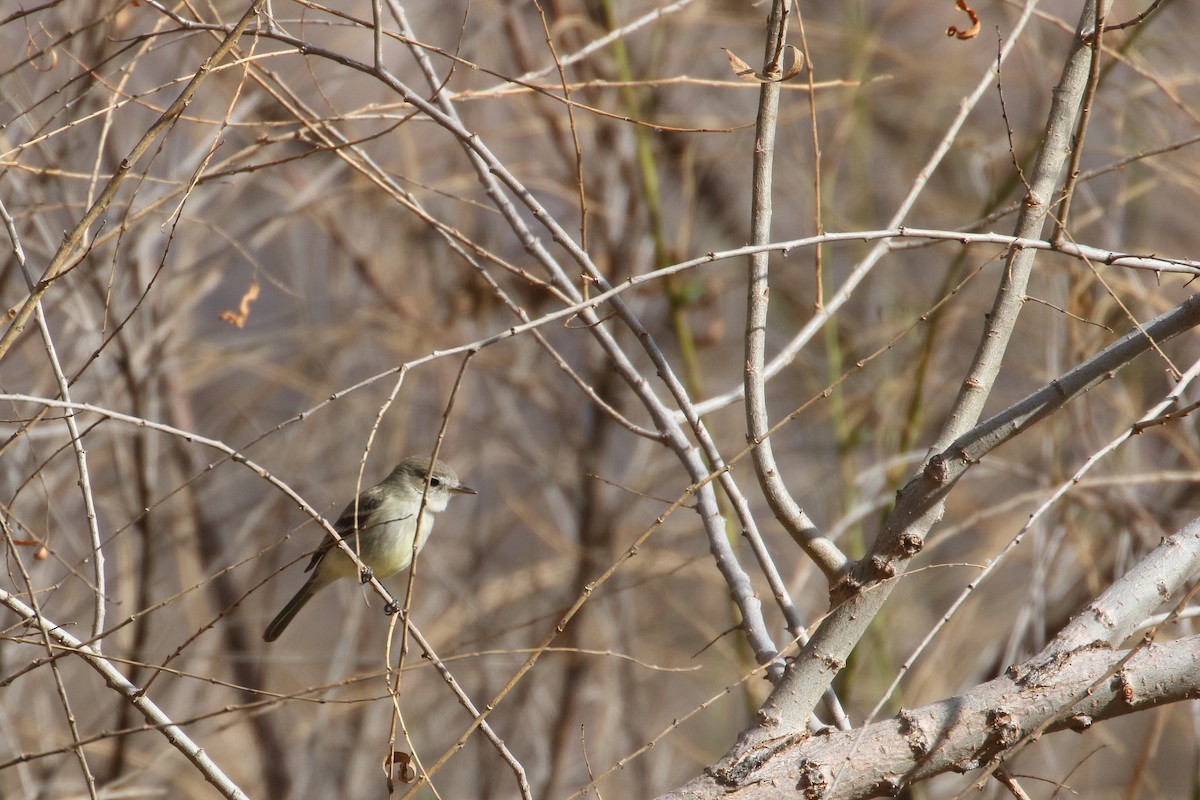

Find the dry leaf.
xmin=218 ymin=278 xmax=260 ymax=329
xmin=722 ymin=45 xmax=806 ymax=83
xmin=779 ymin=46 xmax=806 ymax=82
xmin=386 ymin=751 xmax=417 ymax=784
xmin=947 ymin=0 xmax=981 ymax=40
xmin=723 ymin=48 xmax=758 ymax=82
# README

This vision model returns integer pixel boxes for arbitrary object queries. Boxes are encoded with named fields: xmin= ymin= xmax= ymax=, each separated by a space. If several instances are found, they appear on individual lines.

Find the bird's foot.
xmin=383 ymin=601 xmax=400 ymax=616
xmin=359 ymin=565 xmax=374 ymax=584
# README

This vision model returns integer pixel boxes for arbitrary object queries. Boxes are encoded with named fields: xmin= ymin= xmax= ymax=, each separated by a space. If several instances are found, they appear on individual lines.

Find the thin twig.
xmin=0 ymin=1 xmax=266 ymax=361
xmin=0 ymin=589 xmax=250 ymax=800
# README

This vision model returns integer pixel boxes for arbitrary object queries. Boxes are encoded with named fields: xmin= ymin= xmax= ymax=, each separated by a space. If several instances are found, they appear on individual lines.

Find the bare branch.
xmin=0 ymin=590 xmax=250 ymax=800
xmin=661 ymin=634 xmax=1200 ymax=800
xmin=744 ymin=0 xmax=848 ymax=581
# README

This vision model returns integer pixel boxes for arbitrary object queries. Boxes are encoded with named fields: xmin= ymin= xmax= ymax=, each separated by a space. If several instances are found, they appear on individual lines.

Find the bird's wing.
xmin=303 ymin=487 xmax=387 ymax=572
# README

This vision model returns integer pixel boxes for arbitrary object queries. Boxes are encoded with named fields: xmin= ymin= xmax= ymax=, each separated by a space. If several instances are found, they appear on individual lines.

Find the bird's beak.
xmin=452 ymin=484 xmax=477 ymax=495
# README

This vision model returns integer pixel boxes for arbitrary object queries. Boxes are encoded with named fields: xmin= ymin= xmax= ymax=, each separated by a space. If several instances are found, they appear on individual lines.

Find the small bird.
xmin=263 ymin=456 xmax=475 ymax=642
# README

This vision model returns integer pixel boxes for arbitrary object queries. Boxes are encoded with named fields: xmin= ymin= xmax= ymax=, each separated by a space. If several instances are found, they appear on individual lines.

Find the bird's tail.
xmin=263 ymin=574 xmax=320 ymax=642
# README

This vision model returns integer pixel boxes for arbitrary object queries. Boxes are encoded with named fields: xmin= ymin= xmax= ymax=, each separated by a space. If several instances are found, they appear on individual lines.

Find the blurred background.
xmin=2 ymin=0 xmax=1200 ymax=797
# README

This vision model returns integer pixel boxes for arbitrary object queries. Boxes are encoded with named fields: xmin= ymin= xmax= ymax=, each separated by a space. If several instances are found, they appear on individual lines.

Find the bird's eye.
xmin=429 ymin=477 xmax=442 ymax=487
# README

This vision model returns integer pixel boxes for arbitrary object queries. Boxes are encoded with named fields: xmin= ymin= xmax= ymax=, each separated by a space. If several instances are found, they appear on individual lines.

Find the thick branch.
xmin=744 ymin=0 xmax=848 ymax=581
xmin=660 ymin=635 xmax=1200 ymax=800
xmin=932 ymin=0 xmax=1114 ymax=451
xmin=880 ymin=291 xmax=1200 ymax=572
xmin=744 ymin=0 xmax=1142 ymax=735
xmin=1022 ymin=516 xmax=1200 ymax=669
xmin=747 ymin=289 xmax=1200 ymax=734
xmin=663 ymin=517 xmax=1200 ymax=799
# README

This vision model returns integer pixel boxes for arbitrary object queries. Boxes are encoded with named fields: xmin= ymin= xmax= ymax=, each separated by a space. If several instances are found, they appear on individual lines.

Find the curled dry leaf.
xmin=779 ymin=45 xmax=806 ymax=82
xmin=722 ymin=45 xmax=806 ymax=83
xmin=723 ymin=48 xmax=758 ymax=81
xmin=217 ymin=278 xmax=260 ymax=329
xmin=947 ymin=0 xmax=981 ymax=40
xmin=386 ymin=751 xmax=417 ymax=784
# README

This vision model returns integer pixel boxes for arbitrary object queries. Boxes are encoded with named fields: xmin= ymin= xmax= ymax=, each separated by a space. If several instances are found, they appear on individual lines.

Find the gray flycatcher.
xmin=263 ymin=456 xmax=474 ymax=642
